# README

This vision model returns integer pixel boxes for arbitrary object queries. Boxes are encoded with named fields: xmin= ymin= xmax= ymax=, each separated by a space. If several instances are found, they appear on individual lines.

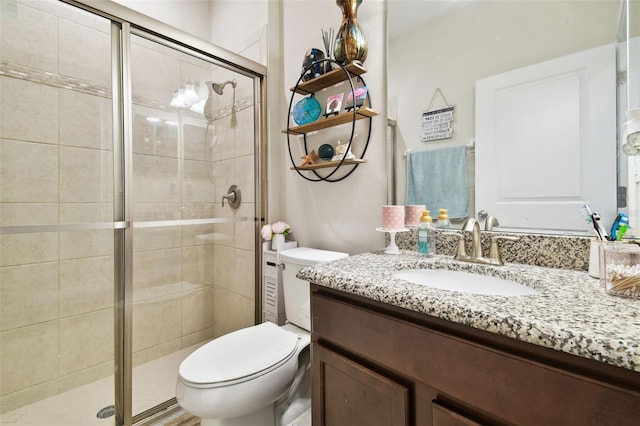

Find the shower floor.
xmin=0 ymin=345 xmax=198 ymax=425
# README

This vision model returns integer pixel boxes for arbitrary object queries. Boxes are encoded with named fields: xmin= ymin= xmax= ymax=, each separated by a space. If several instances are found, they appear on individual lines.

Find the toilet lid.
xmin=179 ymin=322 xmax=299 ymax=385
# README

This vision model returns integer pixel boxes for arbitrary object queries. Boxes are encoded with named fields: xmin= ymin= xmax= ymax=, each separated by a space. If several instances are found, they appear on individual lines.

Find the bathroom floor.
xmin=0 ymin=345 xmax=197 ymax=425
xmin=159 ymin=409 xmax=311 ymax=426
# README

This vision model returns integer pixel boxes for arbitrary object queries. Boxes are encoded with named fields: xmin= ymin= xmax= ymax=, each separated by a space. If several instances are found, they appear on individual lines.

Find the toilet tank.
xmin=278 ymin=248 xmax=348 ymax=331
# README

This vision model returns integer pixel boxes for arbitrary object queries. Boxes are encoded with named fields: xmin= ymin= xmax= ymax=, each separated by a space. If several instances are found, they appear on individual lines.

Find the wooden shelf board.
xmin=290 ymin=158 xmax=366 ymax=171
xmin=291 ymin=62 xmax=367 ymax=94
xmin=283 ymin=107 xmax=378 ymax=135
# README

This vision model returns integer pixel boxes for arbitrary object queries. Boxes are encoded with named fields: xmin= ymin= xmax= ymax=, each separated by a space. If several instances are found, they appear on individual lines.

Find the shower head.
xmin=212 ymin=79 xmax=237 ymax=95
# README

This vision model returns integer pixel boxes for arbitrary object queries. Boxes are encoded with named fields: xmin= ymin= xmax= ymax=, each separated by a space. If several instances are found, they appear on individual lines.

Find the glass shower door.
xmin=128 ymin=33 xmax=258 ymax=417
xmin=0 ymin=1 xmax=116 ymax=424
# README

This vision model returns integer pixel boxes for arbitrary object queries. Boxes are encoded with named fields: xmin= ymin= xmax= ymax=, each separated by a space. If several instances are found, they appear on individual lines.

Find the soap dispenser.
xmin=418 ymin=210 xmax=435 ymax=255
xmin=436 ymin=208 xmax=451 ymax=229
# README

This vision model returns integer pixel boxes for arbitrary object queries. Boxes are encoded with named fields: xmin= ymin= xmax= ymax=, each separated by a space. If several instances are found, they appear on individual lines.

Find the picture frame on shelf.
xmin=345 ymin=85 xmax=368 ymax=111
xmin=324 ymin=93 xmax=343 ymax=117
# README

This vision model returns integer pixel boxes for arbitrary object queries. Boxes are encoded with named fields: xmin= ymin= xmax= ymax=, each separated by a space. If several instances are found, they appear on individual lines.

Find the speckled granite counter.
xmin=298 ymin=251 xmax=640 ymax=372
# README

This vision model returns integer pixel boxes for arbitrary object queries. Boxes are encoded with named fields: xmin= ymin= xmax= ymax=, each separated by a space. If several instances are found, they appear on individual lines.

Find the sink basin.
xmin=393 ymin=269 xmax=538 ymax=296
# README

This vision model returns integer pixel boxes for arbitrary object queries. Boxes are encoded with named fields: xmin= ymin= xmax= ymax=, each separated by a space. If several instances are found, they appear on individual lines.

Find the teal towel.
xmin=406 ymin=146 xmax=469 ymax=220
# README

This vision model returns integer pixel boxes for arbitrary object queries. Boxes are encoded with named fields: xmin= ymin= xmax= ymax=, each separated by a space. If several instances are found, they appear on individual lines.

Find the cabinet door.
xmin=312 ymin=344 xmax=410 ymax=426
xmin=432 ymin=402 xmax=484 ymax=426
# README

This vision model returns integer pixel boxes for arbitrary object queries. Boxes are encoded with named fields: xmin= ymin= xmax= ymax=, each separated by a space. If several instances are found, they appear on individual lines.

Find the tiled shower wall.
xmin=0 ymin=0 xmax=256 ymax=414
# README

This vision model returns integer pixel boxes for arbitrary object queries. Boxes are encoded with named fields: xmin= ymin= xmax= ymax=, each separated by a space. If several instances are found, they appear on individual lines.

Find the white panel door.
xmin=475 ymin=43 xmax=616 ymax=233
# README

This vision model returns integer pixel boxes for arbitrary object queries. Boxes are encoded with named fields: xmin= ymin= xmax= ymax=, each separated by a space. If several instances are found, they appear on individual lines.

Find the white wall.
xmin=113 ymin=0 xmax=213 ymax=41
xmin=282 ymin=0 xmax=387 ymax=255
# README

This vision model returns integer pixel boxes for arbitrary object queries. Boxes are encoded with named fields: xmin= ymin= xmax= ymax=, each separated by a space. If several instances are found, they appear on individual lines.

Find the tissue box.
xmin=601 ymin=243 xmax=640 ymax=299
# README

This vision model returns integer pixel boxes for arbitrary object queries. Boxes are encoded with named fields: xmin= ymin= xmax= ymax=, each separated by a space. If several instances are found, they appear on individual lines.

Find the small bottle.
xmin=436 ymin=208 xmax=451 ymax=229
xmin=417 ymin=210 xmax=435 ymax=255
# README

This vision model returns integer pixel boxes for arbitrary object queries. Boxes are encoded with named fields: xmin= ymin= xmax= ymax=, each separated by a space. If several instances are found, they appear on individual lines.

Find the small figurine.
xmin=331 ymin=141 xmax=356 ymax=161
xmin=298 ymin=149 xmax=319 ymax=168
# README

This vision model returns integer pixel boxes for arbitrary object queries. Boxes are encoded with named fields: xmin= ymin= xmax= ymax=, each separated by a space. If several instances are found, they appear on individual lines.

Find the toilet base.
xmin=200 ymin=404 xmax=274 ymax=426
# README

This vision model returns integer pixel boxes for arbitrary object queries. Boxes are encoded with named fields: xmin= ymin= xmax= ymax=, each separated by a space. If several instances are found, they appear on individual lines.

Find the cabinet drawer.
xmin=263 ymin=252 xmax=279 ymax=279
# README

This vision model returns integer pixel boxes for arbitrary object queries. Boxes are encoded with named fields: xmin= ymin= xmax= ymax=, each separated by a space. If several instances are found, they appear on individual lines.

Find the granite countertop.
xmin=298 ymin=251 xmax=640 ymax=372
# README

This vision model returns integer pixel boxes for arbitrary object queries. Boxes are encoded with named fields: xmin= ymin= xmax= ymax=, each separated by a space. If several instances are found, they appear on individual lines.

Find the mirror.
xmin=387 ymin=0 xmax=640 ymax=238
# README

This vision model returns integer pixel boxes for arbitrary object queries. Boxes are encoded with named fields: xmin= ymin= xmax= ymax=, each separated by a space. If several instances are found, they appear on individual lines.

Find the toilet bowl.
xmin=176 ymin=247 xmax=348 ymax=426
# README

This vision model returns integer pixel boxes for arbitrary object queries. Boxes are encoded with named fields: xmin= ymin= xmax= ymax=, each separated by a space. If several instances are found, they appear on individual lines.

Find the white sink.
xmin=393 ymin=269 xmax=538 ymax=296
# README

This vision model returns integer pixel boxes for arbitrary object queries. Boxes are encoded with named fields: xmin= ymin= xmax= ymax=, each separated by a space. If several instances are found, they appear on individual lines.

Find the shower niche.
xmin=283 ymin=61 xmax=378 ymax=182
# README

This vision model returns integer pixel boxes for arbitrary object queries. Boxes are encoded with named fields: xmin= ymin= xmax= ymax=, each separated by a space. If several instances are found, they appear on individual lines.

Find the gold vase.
xmin=333 ymin=0 xmax=368 ymax=66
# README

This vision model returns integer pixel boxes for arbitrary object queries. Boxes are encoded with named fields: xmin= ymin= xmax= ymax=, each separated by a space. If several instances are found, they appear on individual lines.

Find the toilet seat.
xmin=179 ymin=322 xmax=299 ymax=388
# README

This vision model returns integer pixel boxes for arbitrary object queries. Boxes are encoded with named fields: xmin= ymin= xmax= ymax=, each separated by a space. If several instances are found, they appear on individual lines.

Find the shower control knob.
xmin=221 ymin=185 xmax=241 ymax=209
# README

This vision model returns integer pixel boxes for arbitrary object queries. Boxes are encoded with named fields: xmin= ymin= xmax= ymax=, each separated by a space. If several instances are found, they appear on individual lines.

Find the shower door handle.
xmin=221 ymin=185 xmax=241 ymax=209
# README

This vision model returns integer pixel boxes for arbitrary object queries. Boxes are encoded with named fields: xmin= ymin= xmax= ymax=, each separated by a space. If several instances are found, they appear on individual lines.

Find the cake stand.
xmin=376 ymin=227 xmax=410 ymax=255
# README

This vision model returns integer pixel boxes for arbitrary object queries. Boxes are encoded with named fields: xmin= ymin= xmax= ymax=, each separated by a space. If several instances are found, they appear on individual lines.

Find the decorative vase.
xmin=333 ymin=0 xmax=368 ymax=66
xmin=271 ymin=233 xmax=285 ymax=251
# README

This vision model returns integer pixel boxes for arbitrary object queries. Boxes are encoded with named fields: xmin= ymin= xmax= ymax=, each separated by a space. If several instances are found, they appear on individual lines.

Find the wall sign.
xmin=421 ymin=88 xmax=455 ymax=142
xmin=421 ymin=106 xmax=455 ymax=141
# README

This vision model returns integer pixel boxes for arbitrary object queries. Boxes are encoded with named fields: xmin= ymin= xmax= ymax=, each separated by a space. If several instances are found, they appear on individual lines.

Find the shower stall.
xmin=0 ymin=1 xmax=266 ymax=424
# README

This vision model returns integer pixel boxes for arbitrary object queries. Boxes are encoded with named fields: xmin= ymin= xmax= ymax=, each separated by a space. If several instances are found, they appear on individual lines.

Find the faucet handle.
xmin=489 ymin=236 xmax=519 ymax=265
xmin=442 ymin=231 xmax=467 ymax=258
xmin=485 ymin=216 xmax=499 ymax=231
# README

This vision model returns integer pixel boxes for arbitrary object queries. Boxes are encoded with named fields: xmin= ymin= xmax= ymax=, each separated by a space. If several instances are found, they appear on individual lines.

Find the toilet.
xmin=176 ymin=247 xmax=348 ymax=426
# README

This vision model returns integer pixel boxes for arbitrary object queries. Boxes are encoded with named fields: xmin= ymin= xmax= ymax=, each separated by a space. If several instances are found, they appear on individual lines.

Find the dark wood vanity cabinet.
xmin=310 ymin=285 xmax=640 ymax=426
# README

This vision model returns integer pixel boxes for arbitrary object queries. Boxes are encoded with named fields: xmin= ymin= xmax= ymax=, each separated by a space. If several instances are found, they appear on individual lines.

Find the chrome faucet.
xmin=444 ymin=218 xmax=518 ymax=266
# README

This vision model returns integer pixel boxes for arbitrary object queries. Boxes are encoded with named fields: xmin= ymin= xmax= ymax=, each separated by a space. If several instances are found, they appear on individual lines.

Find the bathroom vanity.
xmin=301 ymin=252 xmax=640 ymax=425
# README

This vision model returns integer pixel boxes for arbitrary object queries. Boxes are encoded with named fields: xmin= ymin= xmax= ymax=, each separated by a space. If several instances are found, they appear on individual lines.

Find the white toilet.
xmin=176 ymin=247 xmax=348 ymax=426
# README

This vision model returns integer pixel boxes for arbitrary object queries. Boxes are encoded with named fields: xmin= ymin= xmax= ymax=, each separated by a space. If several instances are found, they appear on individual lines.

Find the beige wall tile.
xmin=59 ymin=202 xmax=113 ymax=224
xmin=133 ymin=202 xmax=181 ymax=222
xmin=59 ymin=308 xmax=114 ymax=375
xmin=183 ymin=222 xmax=222 ymax=247
xmin=183 ymin=159 xmax=214 ymax=203
xmin=209 ymin=115 xmax=235 ymax=161
xmin=182 ymin=286 xmax=213 ymax=335
xmin=59 ymin=90 xmax=112 ymax=150
xmin=210 ymin=157 xmax=234 ymax=190
xmin=183 ymin=244 xmax=214 ymax=288
xmin=132 ymin=112 xmax=179 ymax=158
xmin=59 ymin=256 xmax=114 ymax=317
xmin=0 ymin=139 xmax=58 ymax=203
xmin=183 ymin=122 xmax=210 ymax=161
xmin=0 ymin=321 xmax=59 ymax=395
xmin=0 ymin=203 xmax=58 ymax=227
xmin=212 ymin=244 xmax=235 ymax=291
xmin=133 ymin=227 xmax=182 ymax=253
xmin=0 ymin=2 xmax=58 ymax=72
xmin=132 ymin=248 xmax=182 ymax=301
xmin=59 ymin=229 xmax=114 ymax=260
xmin=59 ymin=146 xmax=113 ymax=203
xmin=234 ymin=107 xmax=255 ymax=157
xmin=1 ymin=262 xmax=58 ymax=330
xmin=133 ymin=337 xmax=181 ymax=367
xmin=0 ymin=233 xmax=58 ymax=267
xmin=58 ymin=361 xmax=113 ymax=393
xmin=182 ymin=327 xmax=215 ymax=349
xmin=132 ymin=296 xmax=182 ymax=352
xmin=234 ymin=154 xmax=255 ymax=201
xmin=234 ymin=248 xmax=255 ymax=300
xmin=0 ymin=78 xmax=58 ymax=144
xmin=0 ymin=378 xmax=59 ymax=414
xmin=212 ymin=287 xmax=255 ymax=335
xmin=58 ymin=18 xmax=111 ymax=88
xmin=132 ymin=154 xmax=180 ymax=203
xmin=130 ymin=42 xmax=180 ymax=103
xmin=234 ymin=203 xmax=255 ymax=252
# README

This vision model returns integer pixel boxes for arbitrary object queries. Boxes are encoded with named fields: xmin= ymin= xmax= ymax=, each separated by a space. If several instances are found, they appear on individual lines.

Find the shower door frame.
xmin=62 ymin=1 xmax=268 ymax=425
